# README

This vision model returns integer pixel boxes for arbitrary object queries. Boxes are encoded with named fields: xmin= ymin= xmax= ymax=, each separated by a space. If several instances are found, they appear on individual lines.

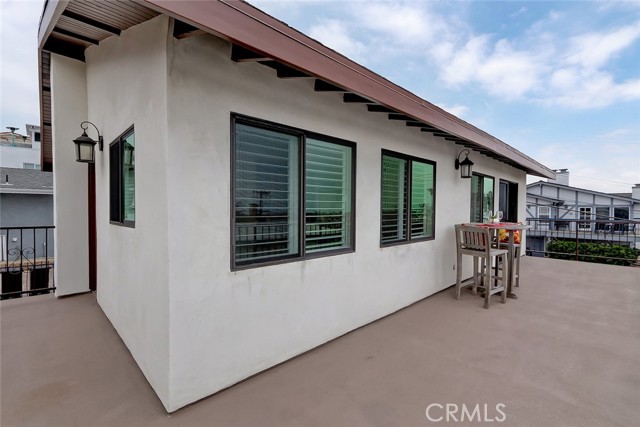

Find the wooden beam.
xmin=52 ymin=27 xmax=99 ymax=45
xmin=62 ymin=10 xmax=121 ymax=35
xmin=343 ymin=93 xmax=372 ymax=103
xmin=314 ymin=80 xmax=346 ymax=92
xmin=261 ymin=60 xmax=310 ymax=78
xmin=388 ymin=113 xmax=414 ymax=121
xmin=173 ymin=20 xmax=204 ymax=39
xmin=367 ymin=104 xmax=395 ymax=113
xmin=231 ymin=44 xmax=269 ymax=62
xmin=43 ymin=37 xmax=85 ymax=62
xmin=276 ymin=65 xmax=309 ymax=78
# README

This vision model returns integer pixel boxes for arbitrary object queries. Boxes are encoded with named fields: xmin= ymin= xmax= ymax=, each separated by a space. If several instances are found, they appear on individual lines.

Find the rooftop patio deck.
xmin=2 ymin=257 xmax=639 ymax=427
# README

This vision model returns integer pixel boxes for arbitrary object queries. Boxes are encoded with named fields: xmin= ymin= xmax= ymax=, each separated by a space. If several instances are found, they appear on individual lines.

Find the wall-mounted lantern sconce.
xmin=454 ymin=149 xmax=474 ymax=178
xmin=73 ymin=121 xmax=103 ymax=163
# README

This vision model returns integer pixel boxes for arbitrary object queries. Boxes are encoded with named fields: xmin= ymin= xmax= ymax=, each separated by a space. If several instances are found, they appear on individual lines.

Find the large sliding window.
xmin=109 ymin=126 xmax=135 ymax=227
xmin=381 ymin=150 xmax=435 ymax=245
xmin=470 ymin=173 xmax=494 ymax=222
xmin=232 ymin=116 xmax=355 ymax=268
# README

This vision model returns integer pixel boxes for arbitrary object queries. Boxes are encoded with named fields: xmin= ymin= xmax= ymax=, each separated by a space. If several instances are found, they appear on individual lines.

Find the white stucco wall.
xmin=84 ymin=16 xmax=171 ymax=408
xmin=50 ymin=54 xmax=90 ymax=297
xmin=163 ymin=32 xmax=527 ymax=410
xmin=0 ymin=145 xmax=41 ymax=169
xmin=67 ymin=16 xmax=531 ymax=411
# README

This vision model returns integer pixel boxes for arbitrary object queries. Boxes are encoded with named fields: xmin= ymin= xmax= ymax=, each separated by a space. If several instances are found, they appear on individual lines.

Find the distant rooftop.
xmin=0 ymin=167 xmax=53 ymax=194
xmin=0 ymin=131 xmax=34 ymax=148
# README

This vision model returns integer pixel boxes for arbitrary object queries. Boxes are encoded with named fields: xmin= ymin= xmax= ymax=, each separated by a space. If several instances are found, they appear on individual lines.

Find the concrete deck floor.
xmin=2 ymin=257 xmax=639 ymax=427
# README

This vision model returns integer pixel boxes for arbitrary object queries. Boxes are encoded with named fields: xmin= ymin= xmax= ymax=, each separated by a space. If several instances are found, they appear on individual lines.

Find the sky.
xmin=1 ymin=0 xmax=639 ymax=193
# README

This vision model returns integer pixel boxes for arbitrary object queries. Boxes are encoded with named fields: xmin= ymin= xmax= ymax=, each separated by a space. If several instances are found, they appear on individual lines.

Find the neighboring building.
xmin=526 ymin=169 xmax=640 ymax=252
xmin=0 ymin=167 xmax=54 ymax=297
xmin=0 ymin=167 xmax=53 ymax=228
xmin=0 ymin=125 xmax=42 ymax=170
xmin=38 ymin=0 xmax=554 ymax=412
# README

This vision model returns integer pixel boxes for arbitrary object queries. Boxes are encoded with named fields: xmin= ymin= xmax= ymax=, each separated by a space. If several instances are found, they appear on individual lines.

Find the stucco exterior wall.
xmin=164 ymin=33 xmax=527 ymax=410
xmin=0 ymin=146 xmax=41 ymax=169
xmin=84 ymin=16 xmax=171 ymax=407
xmin=0 ymin=194 xmax=53 ymax=227
xmin=50 ymin=54 xmax=90 ymax=297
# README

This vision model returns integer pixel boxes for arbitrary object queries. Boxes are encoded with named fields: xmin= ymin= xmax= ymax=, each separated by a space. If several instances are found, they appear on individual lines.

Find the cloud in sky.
xmin=304 ymin=1 xmax=640 ymax=110
xmin=308 ymin=19 xmax=366 ymax=60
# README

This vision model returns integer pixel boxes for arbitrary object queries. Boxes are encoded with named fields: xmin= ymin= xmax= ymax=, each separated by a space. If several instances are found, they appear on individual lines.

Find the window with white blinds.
xmin=305 ymin=139 xmax=352 ymax=253
xmin=381 ymin=151 xmax=436 ymax=245
xmin=234 ymin=124 xmax=299 ymax=264
xmin=381 ymin=156 xmax=407 ymax=243
xmin=232 ymin=116 xmax=355 ymax=268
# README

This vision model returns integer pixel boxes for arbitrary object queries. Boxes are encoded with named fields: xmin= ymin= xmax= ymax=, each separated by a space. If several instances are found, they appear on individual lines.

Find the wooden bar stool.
xmin=454 ymin=225 xmax=508 ymax=309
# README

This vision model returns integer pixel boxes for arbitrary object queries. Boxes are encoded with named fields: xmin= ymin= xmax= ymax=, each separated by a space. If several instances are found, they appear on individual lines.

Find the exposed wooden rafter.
xmin=314 ymin=80 xmax=346 ymax=92
xmin=43 ymin=37 xmax=85 ymax=62
xmin=173 ymin=20 xmax=204 ymax=39
xmin=343 ymin=93 xmax=372 ymax=103
xmin=261 ymin=61 xmax=310 ymax=78
xmin=367 ymin=105 xmax=395 ymax=113
xmin=388 ymin=113 xmax=414 ymax=121
xmin=61 ymin=10 xmax=121 ymax=35
xmin=52 ymin=27 xmax=99 ymax=45
xmin=231 ymin=44 xmax=269 ymax=62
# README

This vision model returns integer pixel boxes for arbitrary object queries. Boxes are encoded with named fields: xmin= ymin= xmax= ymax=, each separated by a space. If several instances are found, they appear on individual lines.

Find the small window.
xmin=232 ymin=115 xmax=355 ymax=268
xmin=470 ymin=173 xmax=495 ymax=222
xmin=613 ymin=207 xmax=629 ymax=232
xmin=109 ymin=127 xmax=135 ymax=227
xmin=23 ymin=163 xmax=35 ymax=170
xmin=538 ymin=206 xmax=551 ymax=229
xmin=578 ymin=207 xmax=592 ymax=230
xmin=34 ymin=132 xmax=41 ymax=142
xmin=380 ymin=150 xmax=435 ymax=245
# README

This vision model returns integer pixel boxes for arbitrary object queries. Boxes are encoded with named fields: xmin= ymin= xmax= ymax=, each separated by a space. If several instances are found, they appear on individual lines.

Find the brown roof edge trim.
xmin=38 ymin=0 xmax=69 ymax=49
xmin=142 ymin=0 xmax=554 ymax=178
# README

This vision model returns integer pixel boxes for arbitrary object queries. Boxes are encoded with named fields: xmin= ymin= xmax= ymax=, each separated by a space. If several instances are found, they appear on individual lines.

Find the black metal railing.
xmin=1 ymin=226 xmax=55 ymax=300
xmin=525 ymin=218 xmax=639 ymax=266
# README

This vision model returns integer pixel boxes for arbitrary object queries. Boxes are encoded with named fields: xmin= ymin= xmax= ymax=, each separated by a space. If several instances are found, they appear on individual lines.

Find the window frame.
xmin=230 ymin=114 xmax=356 ymax=270
xmin=109 ymin=126 xmax=135 ymax=228
xmin=470 ymin=172 xmax=495 ymax=223
xmin=379 ymin=149 xmax=437 ymax=247
xmin=498 ymin=179 xmax=519 ymax=223
xmin=578 ymin=206 xmax=592 ymax=230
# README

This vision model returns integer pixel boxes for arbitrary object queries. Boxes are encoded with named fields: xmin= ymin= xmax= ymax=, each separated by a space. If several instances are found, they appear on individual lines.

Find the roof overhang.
xmin=0 ymin=188 xmax=53 ymax=195
xmin=38 ymin=0 xmax=555 ymax=179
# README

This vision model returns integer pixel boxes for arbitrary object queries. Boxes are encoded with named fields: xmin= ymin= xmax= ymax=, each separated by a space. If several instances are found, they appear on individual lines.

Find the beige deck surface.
xmin=2 ymin=256 xmax=639 ymax=427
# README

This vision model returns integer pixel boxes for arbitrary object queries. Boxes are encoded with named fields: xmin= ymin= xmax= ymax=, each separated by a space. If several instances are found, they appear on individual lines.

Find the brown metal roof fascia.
xmin=38 ymin=0 xmax=69 ymax=49
xmin=144 ymin=0 xmax=553 ymax=178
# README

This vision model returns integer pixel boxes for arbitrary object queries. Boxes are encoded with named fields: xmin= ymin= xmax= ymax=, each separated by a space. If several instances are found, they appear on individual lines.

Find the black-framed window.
xmin=380 ymin=150 xmax=436 ymax=245
xmin=470 ymin=173 xmax=494 ymax=222
xmin=110 ymin=126 xmax=135 ymax=227
xmin=498 ymin=179 xmax=518 ymax=222
xmin=232 ymin=115 xmax=355 ymax=268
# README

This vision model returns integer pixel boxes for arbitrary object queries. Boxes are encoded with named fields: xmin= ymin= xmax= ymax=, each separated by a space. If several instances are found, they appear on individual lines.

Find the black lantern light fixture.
xmin=73 ymin=121 xmax=103 ymax=163
xmin=454 ymin=149 xmax=474 ymax=178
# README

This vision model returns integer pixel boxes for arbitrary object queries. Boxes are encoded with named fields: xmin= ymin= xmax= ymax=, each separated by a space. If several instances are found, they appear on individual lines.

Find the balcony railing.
xmin=525 ymin=218 xmax=639 ymax=266
xmin=0 ymin=226 xmax=55 ymax=300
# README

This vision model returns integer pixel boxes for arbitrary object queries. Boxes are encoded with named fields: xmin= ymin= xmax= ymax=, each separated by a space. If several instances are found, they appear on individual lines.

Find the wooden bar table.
xmin=468 ymin=222 xmax=531 ymax=299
